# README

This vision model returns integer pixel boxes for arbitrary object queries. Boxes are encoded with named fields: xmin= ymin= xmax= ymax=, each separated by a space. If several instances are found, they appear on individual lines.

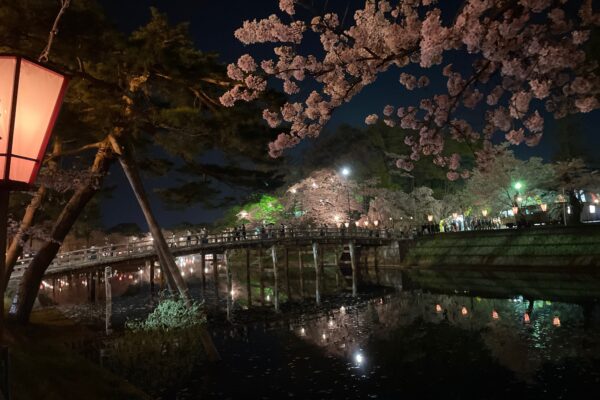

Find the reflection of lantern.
xmin=435 ymin=304 xmax=442 ymax=313
xmin=553 ymin=316 xmax=561 ymax=327
xmin=512 ymin=206 xmax=519 ymax=215
xmin=540 ymin=203 xmax=547 ymax=212
xmin=461 ymin=306 xmax=468 ymax=316
xmin=427 ymin=215 xmax=433 ymax=222
xmin=492 ymin=310 xmax=499 ymax=320
xmin=482 ymin=209 xmax=488 ymax=217
xmin=524 ymin=313 xmax=530 ymax=324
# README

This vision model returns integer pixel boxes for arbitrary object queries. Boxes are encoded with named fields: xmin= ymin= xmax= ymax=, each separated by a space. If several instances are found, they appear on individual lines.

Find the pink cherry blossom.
xmin=365 ymin=114 xmax=379 ymax=125
xmin=223 ymin=0 xmax=600 ymax=179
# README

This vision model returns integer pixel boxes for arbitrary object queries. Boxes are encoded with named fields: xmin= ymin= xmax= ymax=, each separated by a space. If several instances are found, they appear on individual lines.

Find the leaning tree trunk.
xmin=13 ymin=141 xmax=114 ymax=323
xmin=117 ymin=138 xmax=220 ymax=361
xmin=2 ymin=139 xmax=62 ymax=294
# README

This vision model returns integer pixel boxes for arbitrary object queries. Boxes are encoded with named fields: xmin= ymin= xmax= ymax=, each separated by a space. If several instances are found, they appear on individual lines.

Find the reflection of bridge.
xmin=12 ymin=229 xmax=409 ymax=310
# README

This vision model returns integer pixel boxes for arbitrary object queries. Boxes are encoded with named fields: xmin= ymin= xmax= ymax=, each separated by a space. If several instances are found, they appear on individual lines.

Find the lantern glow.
xmin=427 ymin=215 xmax=433 ymax=222
xmin=0 ymin=55 xmax=69 ymax=188
xmin=540 ymin=203 xmax=547 ymax=212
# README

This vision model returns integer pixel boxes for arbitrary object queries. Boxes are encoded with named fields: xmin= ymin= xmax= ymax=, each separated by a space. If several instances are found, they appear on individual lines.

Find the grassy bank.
xmin=5 ymin=308 xmax=149 ymax=400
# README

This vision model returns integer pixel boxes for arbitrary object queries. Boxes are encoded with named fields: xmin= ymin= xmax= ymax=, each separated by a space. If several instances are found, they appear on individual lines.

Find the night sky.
xmin=97 ymin=0 xmax=600 ymax=231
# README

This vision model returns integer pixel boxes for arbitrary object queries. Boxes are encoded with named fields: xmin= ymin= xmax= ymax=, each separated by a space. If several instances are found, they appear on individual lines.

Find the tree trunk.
xmin=3 ymin=139 xmax=61 ymax=294
xmin=117 ymin=145 xmax=186 ymax=300
xmin=117 ymin=139 xmax=220 ymax=361
xmin=14 ymin=141 xmax=114 ymax=323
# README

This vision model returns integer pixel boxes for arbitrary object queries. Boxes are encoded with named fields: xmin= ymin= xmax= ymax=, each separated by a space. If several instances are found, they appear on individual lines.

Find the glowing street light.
xmin=373 ymin=220 xmax=379 ymax=227
xmin=0 ymin=55 xmax=69 ymax=334
xmin=427 ymin=215 xmax=433 ymax=222
xmin=514 ymin=181 xmax=523 ymax=190
xmin=482 ymin=209 xmax=488 ymax=217
xmin=540 ymin=203 xmax=547 ymax=212
xmin=341 ymin=166 xmax=351 ymax=177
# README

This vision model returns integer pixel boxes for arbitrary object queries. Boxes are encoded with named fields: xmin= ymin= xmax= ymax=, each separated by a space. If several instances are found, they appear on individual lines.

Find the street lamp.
xmin=482 ymin=209 xmax=488 ymax=217
xmin=540 ymin=203 xmax=547 ymax=212
xmin=514 ymin=181 xmax=523 ymax=190
xmin=0 ymin=55 xmax=69 ymax=333
xmin=340 ymin=166 xmax=351 ymax=218
xmin=427 ymin=215 xmax=433 ymax=222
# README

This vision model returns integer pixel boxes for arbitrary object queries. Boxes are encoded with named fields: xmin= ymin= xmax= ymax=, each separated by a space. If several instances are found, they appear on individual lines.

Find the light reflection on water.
xmin=29 ymin=255 xmax=600 ymax=398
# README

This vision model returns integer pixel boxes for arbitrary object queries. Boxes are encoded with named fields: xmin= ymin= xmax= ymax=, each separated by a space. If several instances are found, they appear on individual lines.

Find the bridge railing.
xmin=12 ymin=227 xmax=404 ymax=275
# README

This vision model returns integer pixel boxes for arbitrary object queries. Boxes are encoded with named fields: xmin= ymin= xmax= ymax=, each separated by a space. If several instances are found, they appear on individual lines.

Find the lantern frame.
xmin=0 ymin=54 xmax=69 ymax=190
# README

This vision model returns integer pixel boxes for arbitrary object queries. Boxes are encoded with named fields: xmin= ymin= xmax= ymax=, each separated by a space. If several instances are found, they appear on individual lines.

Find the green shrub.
xmin=125 ymin=294 xmax=206 ymax=332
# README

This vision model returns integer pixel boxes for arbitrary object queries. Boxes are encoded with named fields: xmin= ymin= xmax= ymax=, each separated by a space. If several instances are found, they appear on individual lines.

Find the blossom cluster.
xmin=221 ymin=0 xmax=600 ymax=177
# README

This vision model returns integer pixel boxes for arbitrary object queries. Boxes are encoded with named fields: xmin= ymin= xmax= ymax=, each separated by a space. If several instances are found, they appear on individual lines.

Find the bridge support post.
xmin=147 ymin=260 xmax=154 ymax=295
xmin=200 ymin=252 xmax=206 ymax=297
xmin=394 ymin=240 xmax=402 ymax=266
xmin=298 ymin=249 xmax=304 ymax=300
xmin=284 ymin=248 xmax=290 ymax=302
xmin=349 ymin=241 xmax=357 ymax=297
xmin=271 ymin=246 xmax=279 ymax=312
xmin=158 ymin=261 xmax=165 ymax=290
xmin=334 ymin=250 xmax=340 ymax=289
xmin=312 ymin=242 xmax=321 ymax=305
xmin=258 ymin=246 xmax=264 ymax=306
xmin=374 ymin=247 xmax=380 ymax=285
xmin=225 ymin=250 xmax=233 ymax=321
xmin=104 ymin=266 xmax=112 ymax=335
xmin=52 ymin=277 xmax=56 ymax=301
xmin=212 ymin=253 xmax=219 ymax=302
xmin=246 ymin=248 xmax=251 ymax=306
xmin=89 ymin=271 xmax=96 ymax=303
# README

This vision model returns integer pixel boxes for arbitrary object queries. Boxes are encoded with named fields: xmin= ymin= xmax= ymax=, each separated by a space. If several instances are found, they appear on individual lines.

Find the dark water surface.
xmin=34 ymin=255 xmax=600 ymax=399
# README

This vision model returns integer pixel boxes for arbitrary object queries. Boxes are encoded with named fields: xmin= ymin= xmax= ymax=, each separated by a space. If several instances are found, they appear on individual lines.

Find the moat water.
xmin=34 ymin=255 xmax=600 ymax=399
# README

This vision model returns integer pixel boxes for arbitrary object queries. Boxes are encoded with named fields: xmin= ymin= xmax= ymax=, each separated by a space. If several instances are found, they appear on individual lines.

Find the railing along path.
xmin=11 ymin=228 xmax=405 ymax=280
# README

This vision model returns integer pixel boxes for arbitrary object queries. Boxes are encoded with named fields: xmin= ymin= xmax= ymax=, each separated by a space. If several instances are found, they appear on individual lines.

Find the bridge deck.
xmin=11 ymin=228 xmax=407 ymax=280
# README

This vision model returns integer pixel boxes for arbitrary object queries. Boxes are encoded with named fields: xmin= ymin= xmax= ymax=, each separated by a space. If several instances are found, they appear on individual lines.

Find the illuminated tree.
xmin=282 ymin=169 xmax=363 ymax=225
xmin=222 ymin=0 xmax=599 ymax=177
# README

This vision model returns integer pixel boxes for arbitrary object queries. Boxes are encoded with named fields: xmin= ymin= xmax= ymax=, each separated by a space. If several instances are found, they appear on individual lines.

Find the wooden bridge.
xmin=12 ymin=228 xmax=410 ymax=317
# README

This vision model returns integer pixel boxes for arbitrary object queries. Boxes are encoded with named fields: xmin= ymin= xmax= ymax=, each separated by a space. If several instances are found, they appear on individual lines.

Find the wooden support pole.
xmin=212 ymin=253 xmax=219 ymax=302
xmin=200 ymin=251 xmax=206 ymax=296
xmin=312 ymin=242 xmax=321 ymax=305
xmin=285 ymin=247 xmax=290 ymax=301
xmin=258 ymin=246 xmax=264 ymax=306
xmin=298 ymin=249 xmax=304 ymax=299
xmin=349 ymin=241 xmax=357 ymax=297
xmin=246 ymin=248 xmax=251 ymax=306
xmin=104 ymin=266 xmax=112 ymax=335
xmin=271 ymin=246 xmax=279 ymax=312
xmin=225 ymin=250 xmax=233 ymax=321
